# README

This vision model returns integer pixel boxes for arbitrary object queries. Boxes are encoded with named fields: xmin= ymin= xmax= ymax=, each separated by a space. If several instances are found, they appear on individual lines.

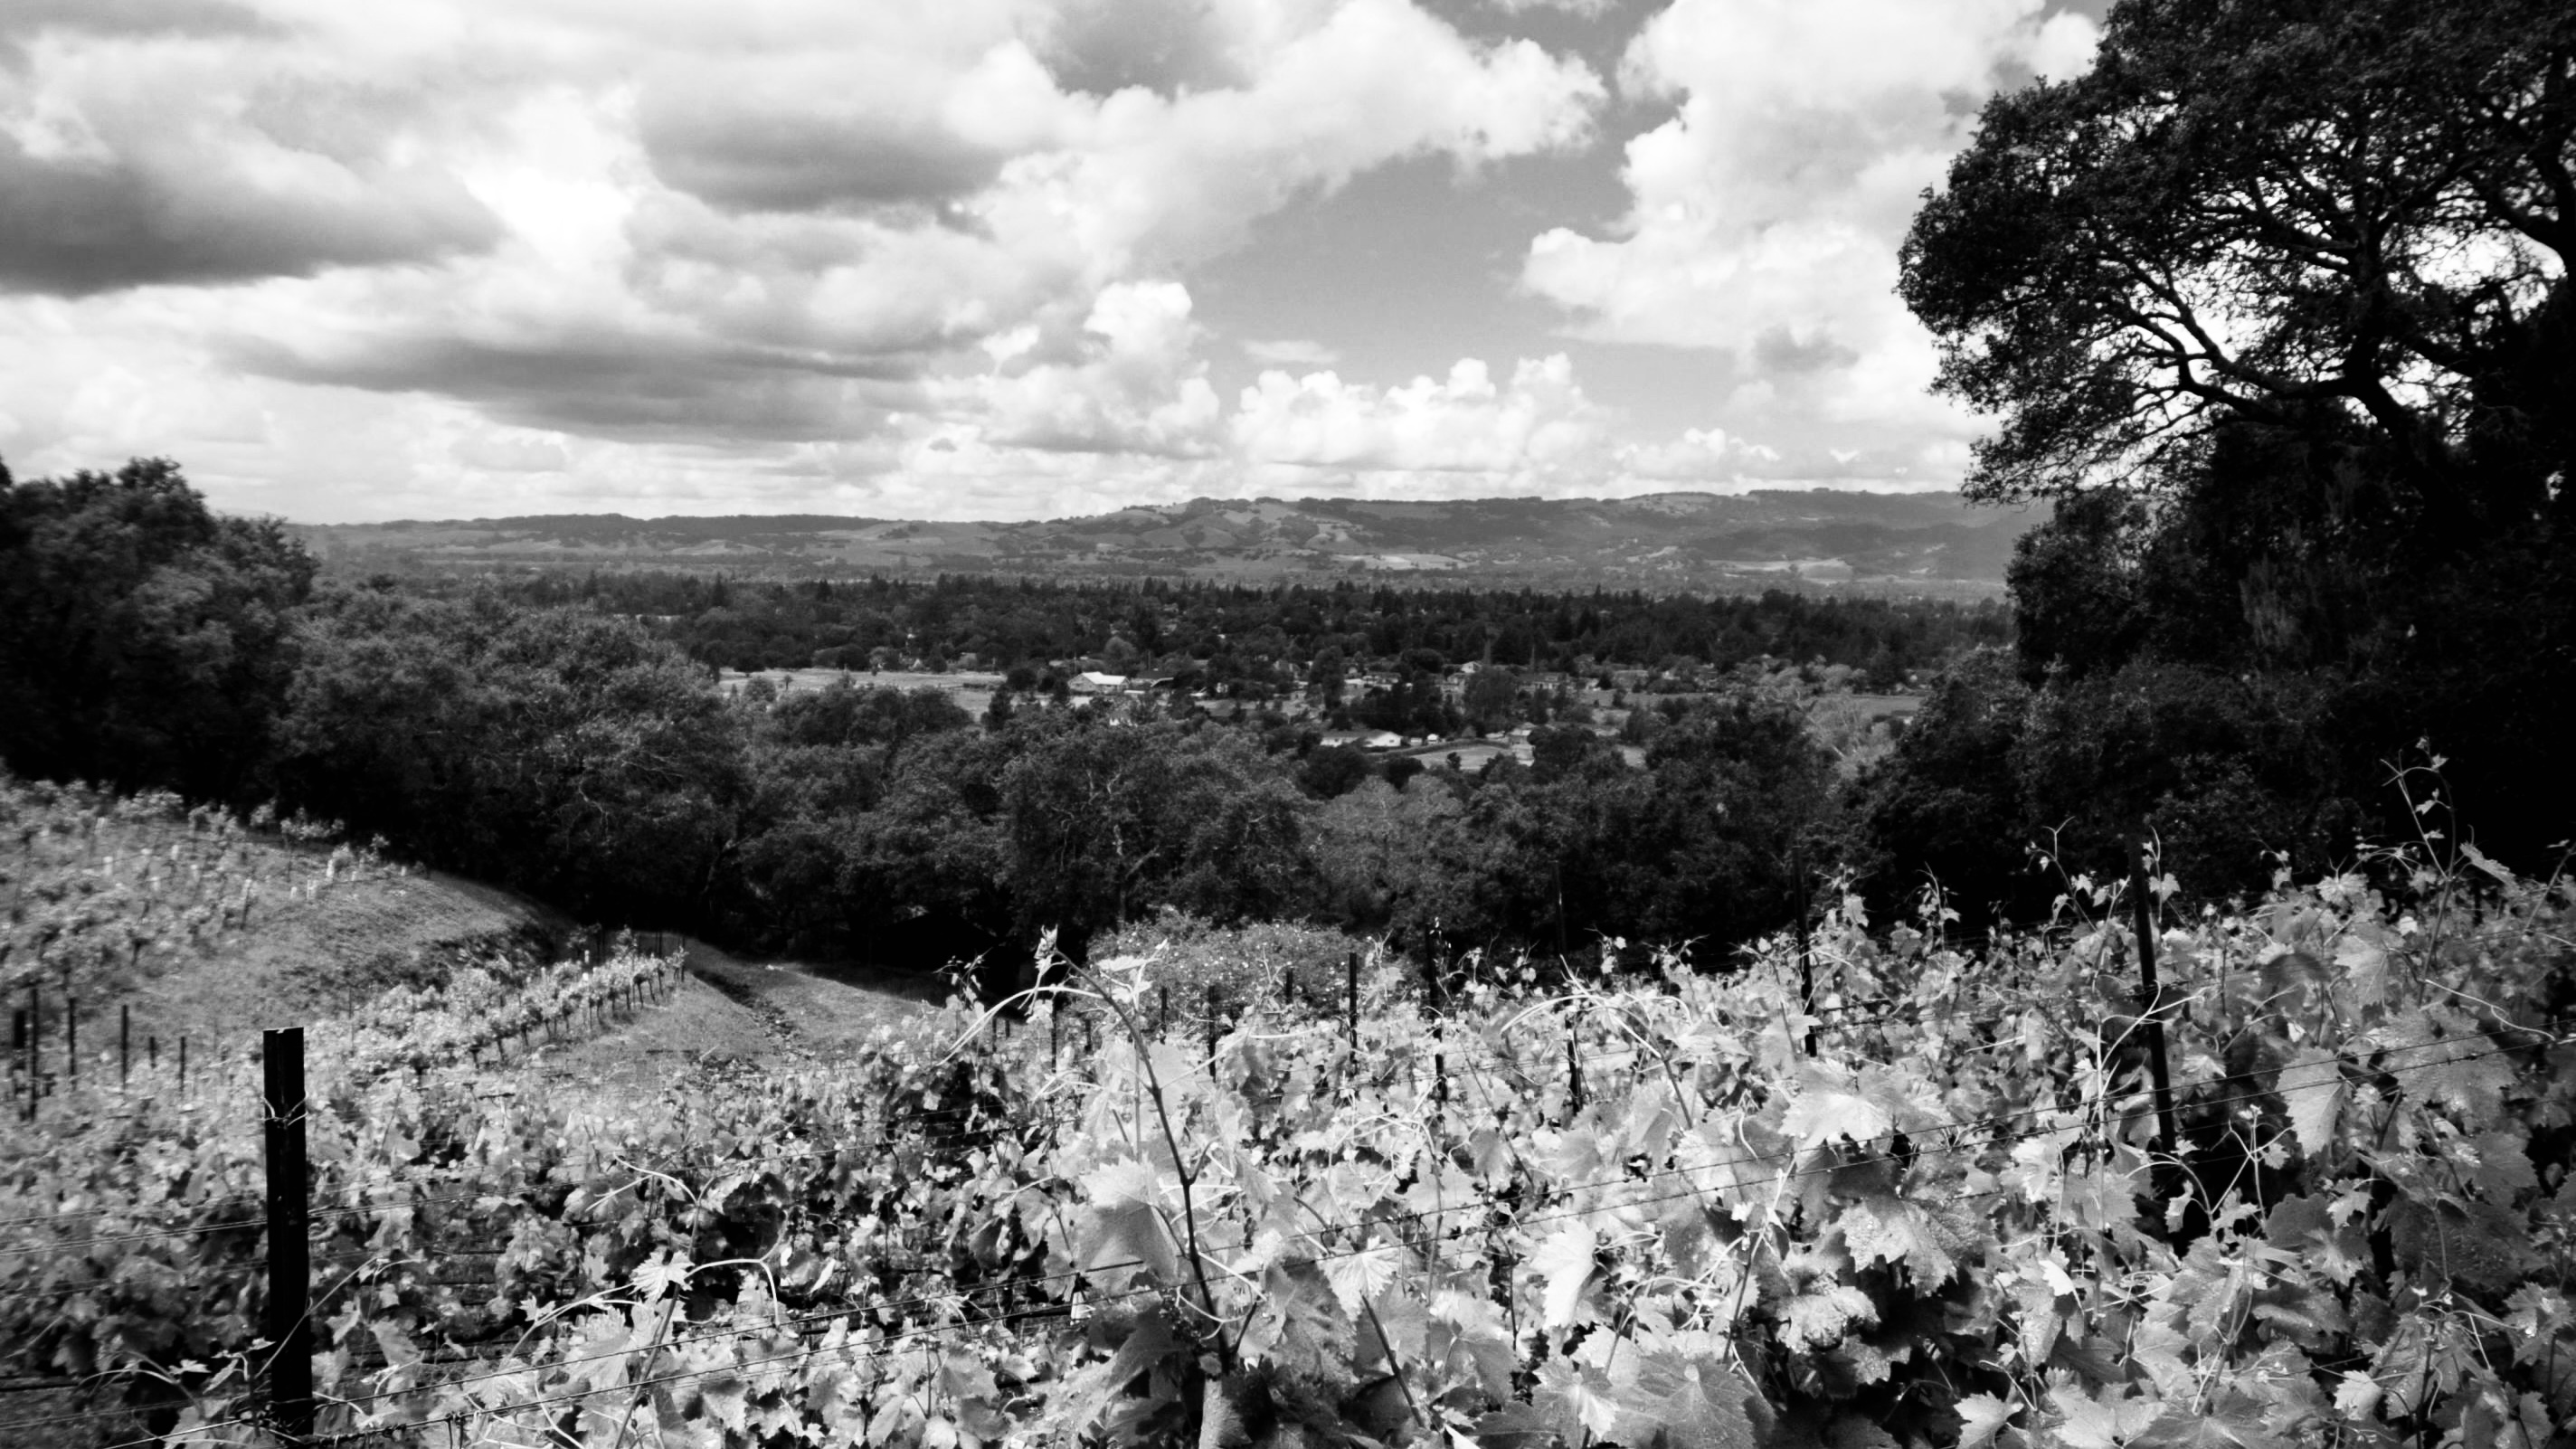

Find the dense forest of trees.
xmin=442 ymin=566 xmax=2012 ymax=695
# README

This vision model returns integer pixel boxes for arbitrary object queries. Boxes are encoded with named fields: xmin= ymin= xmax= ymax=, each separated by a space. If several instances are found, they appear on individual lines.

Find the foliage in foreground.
xmin=5 ymin=830 xmax=2569 ymax=1448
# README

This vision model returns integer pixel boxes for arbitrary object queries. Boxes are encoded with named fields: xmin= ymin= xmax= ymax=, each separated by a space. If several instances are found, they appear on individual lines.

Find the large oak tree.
xmin=1902 ymin=0 xmax=2573 ymax=530
xmin=1890 ymin=0 xmax=2576 ymax=882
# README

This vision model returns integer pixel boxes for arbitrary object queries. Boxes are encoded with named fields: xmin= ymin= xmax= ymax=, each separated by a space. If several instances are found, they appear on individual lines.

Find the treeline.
xmin=5 ymin=457 xmax=2563 ymax=983
xmin=0 ymin=459 xmax=1867 ymax=979
xmin=271 ymin=601 xmax=1843 ymax=977
xmin=457 ymin=567 xmax=2011 ymax=689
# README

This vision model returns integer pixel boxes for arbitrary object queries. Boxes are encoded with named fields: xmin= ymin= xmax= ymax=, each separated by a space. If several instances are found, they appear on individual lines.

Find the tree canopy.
xmin=1902 ymin=0 xmax=2574 ymax=529
xmin=0 ymin=457 xmax=315 ymax=801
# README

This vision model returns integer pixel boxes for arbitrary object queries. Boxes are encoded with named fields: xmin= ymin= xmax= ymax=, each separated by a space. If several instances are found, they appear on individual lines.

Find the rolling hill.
xmin=296 ymin=489 xmax=2039 ymax=593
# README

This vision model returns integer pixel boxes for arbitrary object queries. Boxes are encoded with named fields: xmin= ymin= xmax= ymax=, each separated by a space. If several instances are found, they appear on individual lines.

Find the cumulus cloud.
xmin=0 ymin=0 xmax=1606 ymax=504
xmin=450 ymin=431 xmax=570 ymax=473
xmin=0 ymin=0 xmax=2030 ymax=518
xmin=1521 ymin=0 xmax=2098 ymax=440
xmin=946 ymin=279 xmax=1224 ymax=457
xmin=1233 ymin=354 xmax=1603 ymax=477
xmin=1614 ymin=426 xmax=1776 ymax=482
xmin=1241 ymin=337 xmax=1340 ymax=367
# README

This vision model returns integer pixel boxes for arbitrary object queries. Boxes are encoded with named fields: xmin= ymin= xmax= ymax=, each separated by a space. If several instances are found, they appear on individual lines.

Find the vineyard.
xmin=3 ymin=780 xmax=407 ymax=1000
xmin=3 ymin=824 xmax=2571 ymax=1448
xmin=3 ymin=777 xmax=601 ymax=1118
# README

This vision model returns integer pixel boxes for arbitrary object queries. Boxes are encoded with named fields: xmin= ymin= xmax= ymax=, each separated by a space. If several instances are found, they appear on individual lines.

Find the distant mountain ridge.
xmin=295 ymin=489 xmax=2037 ymax=594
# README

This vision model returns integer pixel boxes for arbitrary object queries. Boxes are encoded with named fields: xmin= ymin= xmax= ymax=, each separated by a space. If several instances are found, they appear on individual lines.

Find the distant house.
xmin=1072 ymin=671 xmax=1129 ymax=695
xmin=1361 ymin=731 xmax=1404 ymax=749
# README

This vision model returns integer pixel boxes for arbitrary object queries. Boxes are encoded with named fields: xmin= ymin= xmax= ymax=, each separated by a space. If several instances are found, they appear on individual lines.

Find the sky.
xmin=0 ymin=0 xmax=2105 ymax=523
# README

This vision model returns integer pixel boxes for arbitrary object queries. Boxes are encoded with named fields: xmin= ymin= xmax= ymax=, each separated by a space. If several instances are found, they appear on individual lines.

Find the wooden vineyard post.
xmin=64 ymin=992 xmax=75 ymax=1083
xmin=120 ymin=1004 xmax=130 ymax=1086
xmin=2128 ymin=838 xmax=2182 ymax=1193
xmin=261 ymin=1027 xmax=315 ymax=1442
xmin=1567 ymin=1034 xmax=1584 ymax=1114
xmin=179 ymin=1035 xmax=188 ymax=1096
xmin=1203 ymin=985 xmax=1217 ymax=1065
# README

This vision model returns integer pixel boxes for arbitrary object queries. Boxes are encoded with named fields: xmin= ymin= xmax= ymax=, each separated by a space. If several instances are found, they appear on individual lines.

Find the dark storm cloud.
xmin=232 ymin=333 xmax=925 ymax=442
xmin=0 ymin=136 xmax=501 ymax=297
xmin=0 ymin=0 xmax=281 ymax=48
xmin=636 ymin=92 xmax=1006 ymax=214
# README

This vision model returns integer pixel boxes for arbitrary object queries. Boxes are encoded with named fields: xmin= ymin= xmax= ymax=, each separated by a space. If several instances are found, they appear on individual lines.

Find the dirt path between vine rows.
xmin=530 ymin=936 xmax=950 ymax=1094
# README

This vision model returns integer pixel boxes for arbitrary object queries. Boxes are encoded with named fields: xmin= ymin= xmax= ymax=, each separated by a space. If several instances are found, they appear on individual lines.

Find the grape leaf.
xmin=1839 ymin=1194 xmax=1958 ymax=1285
xmin=2275 ymin=1048 xmax=2344 ymax=1160
xmin=1785 ymin=1084 xmax=1892 ymax=1151
xmin=1238 ymin=1263 xmax=1350 ymax=1375
xmin=2049 ymin=1380 xmax=2156 ymax=1449
xmin=1956 ymin=1392 xmax=2017 ymax=1449
xmin=631 ymin=1247 xmax=693 ymax=1300
xmin=2332 ymin=934 xmax=2389 ymax=1011
xmin=1614 ymin=1350 xmax=1757 ymax=1449
xmin=1320 ymin=1243 xmax=1397 ymax=1318
xmin=699 ymin=1374 xmax=750 ymax=1435
xmin=1780 ymin=1283 xmax=1877 ymax=1351
xmin=2468 ymin=1130 xmax=2538 ymax=1202
xmin=1532 ymin=1223 xmax=1598 ymax=1330
xmin=1534 ymin=1357 xmax=1621 ymax=1443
